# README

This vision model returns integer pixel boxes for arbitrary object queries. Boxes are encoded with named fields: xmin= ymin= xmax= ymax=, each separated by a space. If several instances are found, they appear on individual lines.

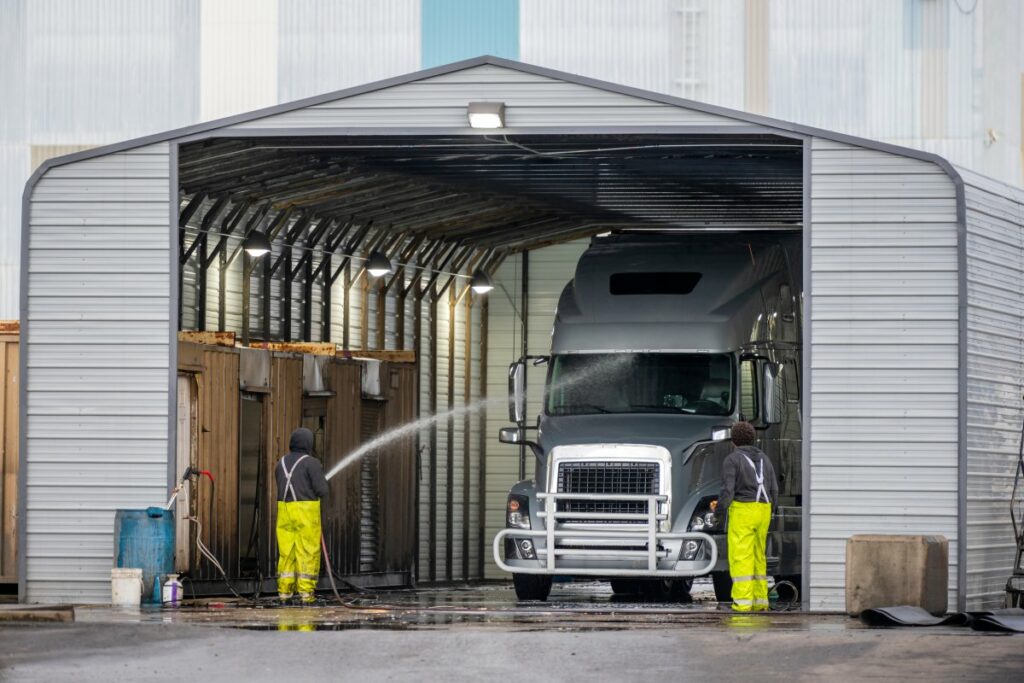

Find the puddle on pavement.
xmin=76 ymin=582 xmax=855 ymax=633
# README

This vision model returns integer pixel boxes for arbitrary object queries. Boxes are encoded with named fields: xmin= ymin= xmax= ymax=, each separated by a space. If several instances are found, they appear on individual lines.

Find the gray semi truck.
xmin=493 ymin=232 xmax=803 ymax=601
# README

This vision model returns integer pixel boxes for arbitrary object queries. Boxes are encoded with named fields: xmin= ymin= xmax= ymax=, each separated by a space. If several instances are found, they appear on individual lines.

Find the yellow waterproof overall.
xmin=727 ymin=454 xmax=772 ymax=612
xmin=276 ymin=454 xmax=322 ymax=601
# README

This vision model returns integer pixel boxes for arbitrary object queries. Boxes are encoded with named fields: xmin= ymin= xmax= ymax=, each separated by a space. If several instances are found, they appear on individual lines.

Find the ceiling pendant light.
xmin=243 ymin=230 xmax=271 ymax=257
xmin=366 ymin=251 xmax=393 ymax=277
xmin=470 ymin=269 xmax=494 ymax=294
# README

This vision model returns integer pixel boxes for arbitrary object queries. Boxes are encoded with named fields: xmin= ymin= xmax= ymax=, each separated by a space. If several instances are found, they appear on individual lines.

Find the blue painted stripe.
xmin=421 ymin=0 xmax=519 ymax=68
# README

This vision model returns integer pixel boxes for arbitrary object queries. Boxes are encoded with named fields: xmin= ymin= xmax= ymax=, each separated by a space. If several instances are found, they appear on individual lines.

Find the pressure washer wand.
xmin=164 ymin=466 xmax=215 ymax=510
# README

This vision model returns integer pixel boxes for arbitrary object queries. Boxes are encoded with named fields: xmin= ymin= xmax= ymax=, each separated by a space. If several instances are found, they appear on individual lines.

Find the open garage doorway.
xmin=172 ymin=130 xmax=806 ymax=600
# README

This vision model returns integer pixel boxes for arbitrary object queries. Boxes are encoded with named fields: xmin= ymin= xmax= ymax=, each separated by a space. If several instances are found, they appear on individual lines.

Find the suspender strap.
xmin=742 ymin=454 xmax=770 ymax=504
xmin=279 ymin=454 xmax=310 ymax=502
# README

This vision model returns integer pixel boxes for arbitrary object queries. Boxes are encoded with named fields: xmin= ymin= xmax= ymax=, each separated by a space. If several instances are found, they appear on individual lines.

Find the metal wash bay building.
xmin=18 ymin=57 xmax=1024 ymax=610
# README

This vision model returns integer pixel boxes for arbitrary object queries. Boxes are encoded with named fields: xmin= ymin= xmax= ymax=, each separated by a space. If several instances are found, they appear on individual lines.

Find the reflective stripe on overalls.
xmin=276 ymin=454 xmax=321 ymax=600
xmin=727 ymin=454 xmax=772 ymax=612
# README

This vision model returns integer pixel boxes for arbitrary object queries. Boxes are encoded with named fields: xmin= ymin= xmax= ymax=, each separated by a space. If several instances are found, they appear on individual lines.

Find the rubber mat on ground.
xmin=966 ymin=610 xmax=1024 ymax=633
xmin=859 ymin=606 xmax=968 ymax=627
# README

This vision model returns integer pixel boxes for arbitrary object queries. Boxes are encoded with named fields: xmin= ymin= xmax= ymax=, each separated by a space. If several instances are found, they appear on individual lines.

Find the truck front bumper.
xmin=493 ymin=492 xmax=718 ymax=577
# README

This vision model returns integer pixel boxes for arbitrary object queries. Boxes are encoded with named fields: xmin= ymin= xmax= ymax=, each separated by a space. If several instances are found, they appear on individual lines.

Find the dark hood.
xmin=289 ymin=427 xmax=314 ymax=456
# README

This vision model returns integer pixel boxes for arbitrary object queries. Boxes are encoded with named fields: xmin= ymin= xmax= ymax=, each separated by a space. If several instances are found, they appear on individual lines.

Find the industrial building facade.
xmin=4 ymin=0 xmax=1024 ymax=321
xmin=19 ymin=57 xmax=1024 ymax=610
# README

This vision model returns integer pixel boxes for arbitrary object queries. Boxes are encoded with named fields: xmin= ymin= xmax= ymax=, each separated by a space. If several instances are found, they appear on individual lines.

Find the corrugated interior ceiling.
xmin=179 ymin=133 xmax=803 ymax=253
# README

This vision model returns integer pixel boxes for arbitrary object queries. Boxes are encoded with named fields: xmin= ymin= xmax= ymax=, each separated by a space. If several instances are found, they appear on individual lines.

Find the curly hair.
xmin=731 ymin=420 xmax=756 ymax=446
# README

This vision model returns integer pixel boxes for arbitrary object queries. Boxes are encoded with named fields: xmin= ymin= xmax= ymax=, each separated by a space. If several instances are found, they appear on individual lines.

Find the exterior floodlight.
xmin=366 ymin=251 xmax=393 ymax=277
xmin=468 ymin=101 xmax=505 ymax=129
xmin=244 ymin=230 xmax=271 ymax=257
xmin=470 ymin=269 xmax=494 ymax=294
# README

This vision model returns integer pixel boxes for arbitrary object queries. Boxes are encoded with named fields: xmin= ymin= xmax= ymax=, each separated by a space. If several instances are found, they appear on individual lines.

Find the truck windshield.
xmin=546 ymin=353 xmax=734 ymax=416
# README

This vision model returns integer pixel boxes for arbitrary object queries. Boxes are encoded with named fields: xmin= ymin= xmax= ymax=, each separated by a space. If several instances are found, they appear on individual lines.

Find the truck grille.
xmin=556 ymin=462 xmax=660 ymax=522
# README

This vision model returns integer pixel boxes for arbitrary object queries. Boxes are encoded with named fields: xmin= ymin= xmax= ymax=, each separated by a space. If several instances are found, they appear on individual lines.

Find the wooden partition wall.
xmin=177 ymin=340 xmax=417 ymax=588
xmin=0 ymin=323 xmax=18 ymax=585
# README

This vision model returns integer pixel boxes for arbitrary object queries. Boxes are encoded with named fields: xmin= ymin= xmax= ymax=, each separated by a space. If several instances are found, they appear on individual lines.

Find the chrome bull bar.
xmin=493 ymin=492 xmax=717 ymax=577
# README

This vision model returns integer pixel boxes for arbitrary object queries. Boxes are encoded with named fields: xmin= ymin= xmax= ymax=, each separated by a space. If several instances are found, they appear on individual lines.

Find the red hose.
xmin=320 ymin=533 xmax=347 ymax=606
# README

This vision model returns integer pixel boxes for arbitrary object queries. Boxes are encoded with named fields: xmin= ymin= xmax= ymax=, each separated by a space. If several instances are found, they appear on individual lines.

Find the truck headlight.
xmin=507 ymin=494 xmax=531 ymax=529
xmin=688 ymin=497 xmax=722 ymax=533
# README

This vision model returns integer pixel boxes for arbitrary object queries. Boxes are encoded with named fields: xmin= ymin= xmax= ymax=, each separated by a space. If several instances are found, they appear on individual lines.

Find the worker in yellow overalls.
xmin=712 ymin=421 xmax=779 ymax=612
xmin=275 ymin=427 xmax=328 ymax=604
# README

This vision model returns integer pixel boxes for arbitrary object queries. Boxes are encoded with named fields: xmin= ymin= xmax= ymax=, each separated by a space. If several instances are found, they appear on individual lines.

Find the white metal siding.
xmin=277 ymin=0 xmax=420 ymax=103
xmin=226 ymin=64 xmax=747 ymax=131
xmin=959 ymin=167 xmax=1024 ymax=609
xmin=24 ymin=143 xmax=172 ymax=603
xmin=484 ymin=241 xmax=588 ymax=579
xmin=808 ymin=138 xmax=959 ymax=611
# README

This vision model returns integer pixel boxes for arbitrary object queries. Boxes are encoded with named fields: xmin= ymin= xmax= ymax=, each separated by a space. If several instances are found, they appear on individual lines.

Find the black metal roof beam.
xmin=181 ymin=195 xmax=229 ymax=264
xmin=268 ymin=212 xmax=311 ymax=276
xmin=327 ymin=221 xmax=374 ymax=286
xmin=433 ymin=245 xmax=477 ymax=302
xmin=288 ymin=216 xmax=336 ymax=280
xmin=202 ymin=198 xmax=252 ymax=268
xmin=381 ymin=234 xmax=426 ymax=296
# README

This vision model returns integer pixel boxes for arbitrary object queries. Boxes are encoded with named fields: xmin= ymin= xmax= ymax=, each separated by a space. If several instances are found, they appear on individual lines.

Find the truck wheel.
xmin=663 ymin=578 xmax=694 ymax=603
xmin=712 ymin=571 xmax=732 ymax=602
xmin=513 ymin=574 xmax=552 ymax=601
xmin=610 ymin=579 xmax=642 ymax=595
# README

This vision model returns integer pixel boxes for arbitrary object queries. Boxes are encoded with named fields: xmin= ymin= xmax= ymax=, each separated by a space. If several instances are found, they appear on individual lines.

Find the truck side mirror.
xmin=508 ymin=360 xmax=526 ymax=424
xmin=762 ymin=361 xmax=783 ymax=425
xmin=498 ymin=427 xmax=522 ymax=444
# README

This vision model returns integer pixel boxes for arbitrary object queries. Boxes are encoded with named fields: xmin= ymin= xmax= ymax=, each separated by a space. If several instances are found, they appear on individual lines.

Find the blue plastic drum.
xmin=113 ymin=507 xmax=175 ymax=605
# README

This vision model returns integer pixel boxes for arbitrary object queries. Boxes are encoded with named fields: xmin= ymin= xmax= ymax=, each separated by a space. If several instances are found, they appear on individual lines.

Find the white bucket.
xmin=111 ymin=567 xmax=143 ymax=607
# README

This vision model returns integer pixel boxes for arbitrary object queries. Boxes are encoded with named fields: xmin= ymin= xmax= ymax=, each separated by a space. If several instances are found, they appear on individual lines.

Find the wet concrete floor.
xmin=2 ymin=581 xmax=1022 ymax=681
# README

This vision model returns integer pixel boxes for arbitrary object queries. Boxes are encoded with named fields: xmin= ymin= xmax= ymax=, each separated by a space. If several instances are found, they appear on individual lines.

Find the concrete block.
xmin=845 ymin=534 xmax=948 ymax=616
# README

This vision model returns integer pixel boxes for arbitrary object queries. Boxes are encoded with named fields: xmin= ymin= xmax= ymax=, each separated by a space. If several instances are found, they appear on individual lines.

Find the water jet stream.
xmin=324 ymin=354 xmax=632 ymax=481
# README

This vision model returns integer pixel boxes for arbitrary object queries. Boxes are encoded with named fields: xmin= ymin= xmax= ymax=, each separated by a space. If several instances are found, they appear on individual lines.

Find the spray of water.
xmin=325 ymin=397 xmax=504 ymax=480
xmin=324 ymin=353 xmax=633 ymax=481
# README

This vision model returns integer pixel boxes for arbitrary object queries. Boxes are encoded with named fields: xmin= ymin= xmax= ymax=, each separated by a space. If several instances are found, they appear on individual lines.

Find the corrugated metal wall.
xmin=6 ymin=1 xmax=1023 ymax=322
xmin=519 ymin=0 xmax=1024 ymax=186
xmin=959 ymin=167 xmax=1024 ymax=609
xmin=807 ymin=137 xmax=960 ymax=611
xmin=23 ymin=142 xmax=172 ymax=602
xmin=278 ymin=0 xmax=421 ymax=102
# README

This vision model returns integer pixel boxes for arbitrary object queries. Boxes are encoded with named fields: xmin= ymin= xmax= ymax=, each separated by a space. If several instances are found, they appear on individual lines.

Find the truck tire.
xmin=663 ymin=578 xmax=694 ymax=603
xmin=513 ymin=574 xmax=552 ymax=601
xmin=712 ymin=571 xmax=732 ymax=602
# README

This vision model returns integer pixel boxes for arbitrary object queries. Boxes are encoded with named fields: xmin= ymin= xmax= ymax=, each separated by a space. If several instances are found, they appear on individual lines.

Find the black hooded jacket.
xmin=275 ymin=428 xmax=329 ymax=502
xmin=717 ymin=445 xmax=778 ymax=512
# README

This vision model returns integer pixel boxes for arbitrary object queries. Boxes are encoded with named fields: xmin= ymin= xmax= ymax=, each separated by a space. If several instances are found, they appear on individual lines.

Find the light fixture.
xmin=467 ymin=101 xmax=505 ymax=129
xmin=243 ymin=230 xmax=271 ymax=257
xmin=366 ymin=251 xmax=393 ymax=277
xmin=470 ymin=269 xmax=494 ymax=294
